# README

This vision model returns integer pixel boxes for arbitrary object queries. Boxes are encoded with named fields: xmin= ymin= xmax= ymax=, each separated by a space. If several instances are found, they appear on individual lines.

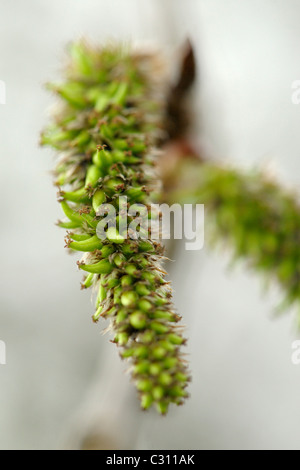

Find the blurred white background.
xmin=1 ymin=0 xmax=300 ymax=450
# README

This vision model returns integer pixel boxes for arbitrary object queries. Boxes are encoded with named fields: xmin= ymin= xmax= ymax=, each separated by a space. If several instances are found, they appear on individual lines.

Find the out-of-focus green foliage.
xmin=166 ymin=160 xmax=300 ymax=316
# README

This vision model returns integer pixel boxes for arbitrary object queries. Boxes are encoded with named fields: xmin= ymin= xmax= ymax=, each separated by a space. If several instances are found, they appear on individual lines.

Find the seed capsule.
xmin=106 ymin=227 xmax=125 ymax=244
xmin=130 ymin=312 xmax=147 ymax=330
xmin=152 ymin=386 xmax=164 ymax=401
xmin=69 ymin=233 xmax=91 ymax=242
xmin=159 ymin=373 xmax=172 ymax=387
xmin=136 ymin=379 xmax=152 ymax=393
xmin=79 ymin=259 xmax=113 ymax=274
xmin=150 ymin=322 xmax=169 ymax=334
xmin=58 ymin=220 xmax=80 ymax=229
xmin=133 ymin=361 xmax=150 ymax=375
xmin=138 ymin=299 xmax=152 ymax=312
xmin=115 ymin=332 xmax=129 ymax=346
xmin=69 ymin=235 xmax=103 ymax=252
xmin=93 ymin=305 xmax=103 ymax=322
xmin=121 ymin=275 xmax=133 ymax=287
xmin=149 ymin=363 xmax=161 ymax=376
xmin=156 ymin=401 xmax=168 ymax=415
xmin=168 ymin=334 xmax=184 ymax=345
xmin=62 ymin=187 xmax=89 ymax=203
xmin=85 ymin=165 xmax=102 ymax=188
xmin=92 ymin=189 xmax=106 ymax=212
xmin=141 ymin=393 xmax=153 ymax=410
xmin=124 ymin=264 xmax=139 ymax=276
xmin=121 ymin=291 xmax=138 ymax=308
xmin=81 ymin=273 xmax=94 ymax=289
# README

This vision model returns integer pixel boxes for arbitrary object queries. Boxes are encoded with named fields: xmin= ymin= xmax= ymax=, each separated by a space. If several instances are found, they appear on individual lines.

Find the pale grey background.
xmin=1 ymin=0 xmax=300 ymax=450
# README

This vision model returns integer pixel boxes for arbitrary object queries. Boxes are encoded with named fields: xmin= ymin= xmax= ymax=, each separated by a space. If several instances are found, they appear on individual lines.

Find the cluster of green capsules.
xmin=169 ymin=160 xmax=300 ymax=317
xmin=41 ymin=42 xmax=190 ymax=414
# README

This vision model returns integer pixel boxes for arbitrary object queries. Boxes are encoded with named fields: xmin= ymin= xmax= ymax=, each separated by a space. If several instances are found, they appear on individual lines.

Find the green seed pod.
xmin=115 ymin=332 xmax=129 ymax=346
xmin=106 ymin=227 xmax=125 ymax=244
xmin=131 ymin=140 xmax=146 ymax=153
xmin=115 ymin=309 xmax=128 ymax=325
xmin=113 ymin=139 xmax=129 ymax=151
xmin=159 ymin=372 xmax=173 ymax=387
xmin=141 ymin=393 xmax=153 ymax=410
xmin=69 ymin=233 xmax=91 ymax=242
xmin=112 ymin=82 xmax=128 ymax=106
xmin=121 ymin=291 xmax=138 ymax=308
xmin=120 ymin=241 xmax=139 ymax=256
xmin=133 ymin=361 xmax=150 ymax=375
xmin=79 ymin=259 xmax=113 ymax=274
xmin=72 ymin=130 xmax=90 ymax=147
xmin=156 ymin=401 xmax=169 ymax=415
xmin=81 ymin=273 xmax=95 ymax=289
xmin=58 ymin=220 xmax=80 ymax=229
xmin=129 ymin=311 xmax=147 ymax=329
xmin=153 ymin=310 xmax=176 ymax=322
xmin=85 ymin=165 xmax=102 ymax=188
xmin=70 ymin=42 xmax=93 ymax=76
xmin=138 ymin=241 xmax=155 ymax=253
xmin=133 ymin=345 xmax=149 ymax=359
xmin=168 ymin=333 xmax=184 ymax=345
xmin=97 ymin=277 xmax=107 ymax=305
xmin=150 ymin=321 xmax=169 ymax=335
xmin=121 ymin=275 xmax=133 ymax=287
xmin=100 ymin=124 xmax=114 ymax=140
xmin=92 ymin=189 xmax=106 ymax=212
xmin=99 ymin=245 xmax=115 ymax=258
xmin=60 ymin=200 xmax=83 ymax=224
xmin=53 ymin=82 xmax=87 ymax=108
xmin=69 ymin=235 xmax=103 ymax=252
xmin=92 ymin=304 xmax=103 ymax=322
xmin=163 ymin=357 xmax=178 ymax=369
xmin=159 ymin=340 xmax=176 ymax=353
xmin=93 ymin=147 xmax=112 ymax=171
xmin=152 ymin=346 xmax=167 ymax=360
xmin=138 ymin=330 xmax=155 ymax=344
xmin=106 ymin=276 xmax=120 ymax=289
xmin=113 ymin=253 xmax=126 ymax=267
xmin=175 ymin=372 xmax=189 ymax=383
xmin=62 ymin=187 xmax=89 ymax=203
xmin=80 ymin=212 xmax=98 ymax=229
xmin=169 ymin=385 xmax=188 ymax=398
xmin=138 ymin=299 xmax=153 ymax=312
xmin=135 ymin=282 xmax=151 ymax=296
xmin=136 ymin=379 xmax=152 ymax=393
xmin=121 ymin=348 xmax=134 ymax=358
xmin=152 ymin=386 xmax=164 ymax=401
xmin=95 ymin=94 xmax=110 ymax=112
xmin=149 ymin=363 xmax=161 ymax=376
xmin=124 ymin=263 xmax=139 ymax=276
xmin=113 ymin=286 xmax=123 ymax=304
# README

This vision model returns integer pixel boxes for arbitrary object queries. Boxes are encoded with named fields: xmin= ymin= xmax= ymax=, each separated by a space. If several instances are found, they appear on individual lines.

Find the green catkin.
xmin=41 ymin=42 xmax=190 ymax=413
